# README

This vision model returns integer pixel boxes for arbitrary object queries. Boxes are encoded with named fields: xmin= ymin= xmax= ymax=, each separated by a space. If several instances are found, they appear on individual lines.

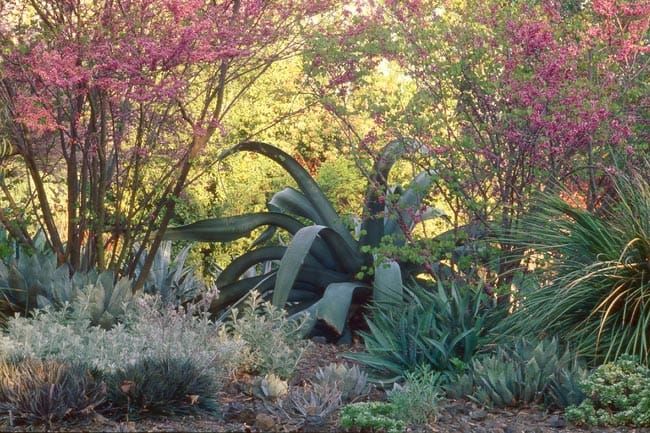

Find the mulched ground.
xmin=3 ymin=342 xmax=650 ymax=433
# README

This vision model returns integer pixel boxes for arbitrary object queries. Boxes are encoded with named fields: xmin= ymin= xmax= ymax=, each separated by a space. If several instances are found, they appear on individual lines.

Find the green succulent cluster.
xmin=449 ymin=338 xmax=586 ymax=409
xmin=339 ymin=401 xmax=406 ymax=433
xmin=566 ymin=357 xmax=650 ymax=427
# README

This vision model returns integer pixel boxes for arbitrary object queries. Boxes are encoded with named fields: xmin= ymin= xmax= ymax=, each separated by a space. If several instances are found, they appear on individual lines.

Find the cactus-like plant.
xmin=0 ymin=239 xmax=62 ymax=315
xmin=279 ymin=382 xmax=342 ymax=422
xmin=134 ymin=241 xmax=210 ymax=305
xmin=348 ymin=281 xmax=488 ymax=380
xmin=448 ymin=338 xmax=586 ymax=409
xmin=252 ymin=373 xmax=289 ymax=400
xmin=0 ymin=239 xmax=136 ymax=328
xmin=314 ymin=363 xmax=369 ymax=403
xmin=69 ymin=276 xmax=136 ymax=329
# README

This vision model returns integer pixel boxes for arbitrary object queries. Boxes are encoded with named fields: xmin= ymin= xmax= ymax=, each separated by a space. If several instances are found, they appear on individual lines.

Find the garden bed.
xmin=2 ymin=342 xmax=648 ymax=433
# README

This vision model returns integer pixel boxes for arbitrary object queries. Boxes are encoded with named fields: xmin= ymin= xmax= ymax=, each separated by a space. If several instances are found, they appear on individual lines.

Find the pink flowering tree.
xmin=304 ymin=0 xmax=648 ymax=283
xmin=0 ymin=0 xmax=333 ymax=288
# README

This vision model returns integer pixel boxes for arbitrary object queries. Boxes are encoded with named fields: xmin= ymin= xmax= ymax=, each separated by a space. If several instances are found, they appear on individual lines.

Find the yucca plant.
xmin=499 ymin=170 xmax=650 ymax=364
xmin=0 ymin=233 xmax=60 ymax=316
xmin=163 ymin=140 xmax=483 ymax=338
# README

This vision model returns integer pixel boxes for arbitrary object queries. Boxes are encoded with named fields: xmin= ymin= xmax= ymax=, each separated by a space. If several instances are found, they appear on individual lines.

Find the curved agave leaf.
xmin=213 ymin=263 xmax=351 ymax=314
xmin=249 ymin=196 xmax=299 ymax=249
xmin=272 ymin=225 xmax=364 ymax=308
xmin=249 ymin=187 xmax=324 ymax=249
xmin=287 ymin=289 xmax=321 ymax=303
xmin=384 ymin=170 xmax=443 ymax=241
xmin=249 ymin=225 xmax=277 ymax=249
xmin=296 ymin=264 xmax=352 ymax=287
xmin=219 ymin=141 xmax=358 ymax=252
xmin=163 ymin=212 xmax=305 ymax=242
xmin=219 ymin=244 xmax=346 ymax=294
xmin=360 ymin=138 xmax=427 ymax=248
xmin=217 ymin=246 xmax=288 ymax=287
xmin=373 ymin=258 xmax=403 ymax=304
xmin=211 ymin=273 xmax=278 ymax=311
xmin=269 ymin=187 xmax=323 ymax=224
xmin=314 ymin=282 xmax=370 ymax=336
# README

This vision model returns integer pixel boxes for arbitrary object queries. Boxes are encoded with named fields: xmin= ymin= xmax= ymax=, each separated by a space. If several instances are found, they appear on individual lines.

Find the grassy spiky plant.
xmin=0 ymin=359 xmax=106 ymax=427
xmin=104 ymin=357 xmax=219 ymax=417
xmin=501 ymin=171 xmax=650 ymax=364
xmin=347 ymin=281 xmax=488 ymax=380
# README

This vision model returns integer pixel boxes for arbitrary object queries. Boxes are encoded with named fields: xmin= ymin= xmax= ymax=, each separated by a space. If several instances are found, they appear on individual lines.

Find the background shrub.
xmin=2 ymin=295 xmax=246 ymax=384
xmin=387 ymin=365 xmax=442 ymax=423
xmin=226 ymin=291 xmax=307 ymax=380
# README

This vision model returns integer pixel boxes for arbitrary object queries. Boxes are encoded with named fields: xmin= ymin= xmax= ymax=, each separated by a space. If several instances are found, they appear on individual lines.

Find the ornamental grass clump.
xmin=500 ymin=170 xmax=650 ymax=364
xmin=104 ymin=356 xmax=219 ymax=417
xmin=0 ymin=359 xmax=106 ymax=427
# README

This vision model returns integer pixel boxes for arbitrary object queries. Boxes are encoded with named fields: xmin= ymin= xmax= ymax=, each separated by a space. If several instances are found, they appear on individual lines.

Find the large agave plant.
xmin=163 ymin=140 xmax=471 ymax=337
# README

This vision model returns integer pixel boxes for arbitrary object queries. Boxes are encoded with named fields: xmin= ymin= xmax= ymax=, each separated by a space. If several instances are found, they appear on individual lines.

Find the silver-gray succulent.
xmin=314 ymin=362 xmax=370 ymax=403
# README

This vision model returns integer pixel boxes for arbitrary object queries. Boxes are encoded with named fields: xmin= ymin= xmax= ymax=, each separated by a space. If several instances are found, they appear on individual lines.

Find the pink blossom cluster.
xmin=2 ymin=0 xmax=332 ymax=139
xmin=589 ymin=0 xmax=650 ymax=62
